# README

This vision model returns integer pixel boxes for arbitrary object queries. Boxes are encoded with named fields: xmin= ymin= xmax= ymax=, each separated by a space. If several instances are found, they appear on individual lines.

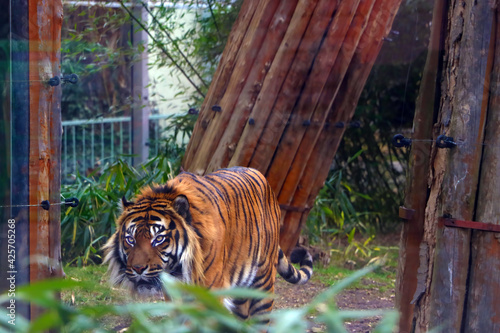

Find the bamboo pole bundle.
xmin=183 ymin=0 xmax=402 ymax=254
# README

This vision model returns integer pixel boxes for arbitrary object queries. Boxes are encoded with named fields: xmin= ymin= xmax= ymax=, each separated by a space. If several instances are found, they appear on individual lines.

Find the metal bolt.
xmin=61 ymin=73 xmax=79 ymax=84
xmin=64 ymin=197 xmax=79 ymax=208
xmin=349 ymin=121 xmax=361 ymax=128
xmin=392 ymin=134 xmax=412 ymax=148
xmin=436 ymin=135 xmax=456 ymax=149
xmin=41 ymin=200 xmax=50 ymax=210
xmin=48 ymin=76 xmax=60 ymax=86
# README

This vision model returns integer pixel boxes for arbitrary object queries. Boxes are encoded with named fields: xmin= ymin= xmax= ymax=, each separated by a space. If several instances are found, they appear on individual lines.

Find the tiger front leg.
xmin=229 ymin=297 xmax=274 ymax=322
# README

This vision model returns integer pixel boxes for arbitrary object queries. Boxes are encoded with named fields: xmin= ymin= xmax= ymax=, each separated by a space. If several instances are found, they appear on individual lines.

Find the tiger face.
xmin=105 ymin=194 xmax=196 ymax=296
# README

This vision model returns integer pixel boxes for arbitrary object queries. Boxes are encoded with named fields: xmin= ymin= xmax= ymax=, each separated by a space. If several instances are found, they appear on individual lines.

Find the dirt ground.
xmin=274 ymin=277 xmax=395 ymax=332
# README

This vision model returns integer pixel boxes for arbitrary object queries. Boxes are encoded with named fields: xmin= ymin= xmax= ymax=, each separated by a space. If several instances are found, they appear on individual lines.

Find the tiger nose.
xmin=132 ymin=265 xmax=147 ymax=274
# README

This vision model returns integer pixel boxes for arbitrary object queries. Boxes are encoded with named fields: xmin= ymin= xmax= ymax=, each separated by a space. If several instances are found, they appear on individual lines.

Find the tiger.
xmin=103 ymin=167 xmax=313 ymax=319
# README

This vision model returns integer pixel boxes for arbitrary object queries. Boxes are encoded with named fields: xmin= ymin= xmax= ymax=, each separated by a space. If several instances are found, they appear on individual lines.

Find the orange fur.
xmin=104 ymin=167 xmax=312 ymax=318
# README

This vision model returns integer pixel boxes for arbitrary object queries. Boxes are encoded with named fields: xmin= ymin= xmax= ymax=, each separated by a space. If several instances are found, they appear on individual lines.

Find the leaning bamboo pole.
xmin=183 ymin=0 xmax=403 ymax=255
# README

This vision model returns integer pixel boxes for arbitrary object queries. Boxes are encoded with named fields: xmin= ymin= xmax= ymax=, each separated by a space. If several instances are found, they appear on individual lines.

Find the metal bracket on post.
xmin=399 ymin=206 xmax=416 ymax=221
xmin=440 ymin=216 xmax=500 ymax=233
xmin=279 ymin=204 xmax=311 ymax=213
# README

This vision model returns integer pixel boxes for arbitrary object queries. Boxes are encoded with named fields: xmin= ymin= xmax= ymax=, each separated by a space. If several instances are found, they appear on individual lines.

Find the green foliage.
xmin=333 ymin=0 xmax=434 ymax=233
xmin=0 ymin=267 xmax=397 ymax=333
xmin=140 ymin=0 xmax=242 ymax=107
xmin=306 ymin=150 xmax=376 ymax=251
xmin=315 ymin=245 xmax=399 ymax=293
xmin=61 ymin=3 xmax=135 ymax=120
xmin=61 ymin=151 xmax=180 ymax=265
xmin=61 ymin=1 xmax=241 ymax=120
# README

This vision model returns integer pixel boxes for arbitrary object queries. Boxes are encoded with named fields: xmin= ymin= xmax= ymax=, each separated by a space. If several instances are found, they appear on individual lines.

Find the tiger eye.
xmin=125 ymin=235 xmax=135 ymax=246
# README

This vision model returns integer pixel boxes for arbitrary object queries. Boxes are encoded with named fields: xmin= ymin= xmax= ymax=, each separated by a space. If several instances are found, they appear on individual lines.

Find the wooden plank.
xmin=394 ymin=0 xmax=447 ymax=331
xmin=463 ymin=8 xmax=500 ymax=331
xmin=28 ymin=0 xmax=64 ymax=319
xmin=248 ymin=0 xmax=338 ymax=173
xmin=279 ymin=0 xmax=403 ymax=254
xmin=206 ymin=0 xmax=300 ymax=172
xmin=182 ymin=0 xmax=403 ymax=255
xmin=183 ymin=0 xmax=282 ymax=174
xmin=225 ymin=0 xmax=323 ymax=169
xmin=275 ymin=0 xmax=366 ymax=203
xmin=413 ymin=1 xmax=494 ymax=331
xmin=183 ymin=0 xmax=258 ymax=168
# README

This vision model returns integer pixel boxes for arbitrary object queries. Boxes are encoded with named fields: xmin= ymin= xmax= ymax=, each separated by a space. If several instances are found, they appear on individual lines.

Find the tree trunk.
xmin=397 ymin=1 xmax=500 ymax=331
xmin=182 ymin=0 xmax=402 ymax=254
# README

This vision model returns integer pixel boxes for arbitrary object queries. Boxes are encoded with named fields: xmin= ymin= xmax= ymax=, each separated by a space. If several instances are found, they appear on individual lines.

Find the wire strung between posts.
xmin=0 ymin=197 xmax=79 ymax=211
xmin=3 ymin=74 xmax=79 ymax=86
xmin=390 ymin=134 xmax=500 ymax=149
xmin=392 ymin=134 xmax=457 ymax=149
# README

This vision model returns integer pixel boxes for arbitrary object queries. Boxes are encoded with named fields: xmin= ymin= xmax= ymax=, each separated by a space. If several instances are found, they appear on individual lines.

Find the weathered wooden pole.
xmin=182 ymin=0 xmax=402 ymax=254
xmin=0 ymin=0 xmax=64 ymax=320
xmin=28 ymin=0 xmax=65 ymax=319
xmin=394 ymin=0 xmax=447 ymax=331
xmin=463 ymin=8 xmax=500 ymax=331
xmin=397 ymin=1 xmax=498 ymax=331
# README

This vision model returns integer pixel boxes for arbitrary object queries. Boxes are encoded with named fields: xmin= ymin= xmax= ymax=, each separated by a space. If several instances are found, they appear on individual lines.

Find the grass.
xmin=61 ymin=241 xmax=399 ymax=305
xmin=312 ymin=243 xmax=399 ymax=293
xmin=53 ymin=239 xmax=399 ymax=332
xmin=61 ymin=265 xmax=134 ymax=331
xmin=62 ymin=265 xmax=128 ymax=306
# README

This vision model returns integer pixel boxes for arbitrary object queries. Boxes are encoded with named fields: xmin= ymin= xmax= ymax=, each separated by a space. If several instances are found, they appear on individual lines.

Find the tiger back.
xmin=103 ymin=167 xmax=313 ymax=319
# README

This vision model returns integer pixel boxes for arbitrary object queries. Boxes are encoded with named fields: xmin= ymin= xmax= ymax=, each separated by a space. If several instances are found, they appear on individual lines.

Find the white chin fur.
xmin=135 ymin=284 xmax=163 ymax=298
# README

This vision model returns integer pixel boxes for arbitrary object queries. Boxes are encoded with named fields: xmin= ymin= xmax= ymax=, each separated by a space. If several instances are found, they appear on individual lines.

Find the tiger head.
xmin=103 ymin=189 xmax=203 ymax=296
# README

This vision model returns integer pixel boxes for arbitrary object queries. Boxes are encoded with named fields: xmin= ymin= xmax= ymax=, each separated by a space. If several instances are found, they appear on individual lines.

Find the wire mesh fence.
xmin=61 ymin=114 xmax=172 ymax=182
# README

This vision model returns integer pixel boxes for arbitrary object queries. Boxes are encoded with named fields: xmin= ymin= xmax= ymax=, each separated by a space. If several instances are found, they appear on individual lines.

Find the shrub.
xmin=0 ymin=265 xmax=397 ymax=332
xmin=61 ymin=150 xmax=181 ymax=265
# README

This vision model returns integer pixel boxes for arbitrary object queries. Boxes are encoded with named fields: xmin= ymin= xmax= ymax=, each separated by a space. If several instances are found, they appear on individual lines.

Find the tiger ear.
xmin=173 ymin=195 xmax=192 ymax=224
xmin=121 ymin=196 xmax=134 ymax=209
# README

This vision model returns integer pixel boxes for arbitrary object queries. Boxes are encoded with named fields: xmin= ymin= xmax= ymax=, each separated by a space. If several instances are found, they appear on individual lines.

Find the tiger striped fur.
xmin=103 ymin=167 xmax=313 ymax=319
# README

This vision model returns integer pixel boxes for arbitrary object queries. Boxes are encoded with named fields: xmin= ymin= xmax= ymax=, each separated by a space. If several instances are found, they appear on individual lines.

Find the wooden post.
xmin=0 ymin=0 xmax=64 ymax=319
xmin=182 ymin=0 xmax=403 ymax=255
xmin=27 ymin=0 xmax=64 ymax=320
xmin=394 ymin=0 xmax=447 ymax=331
xmin=400 ymin=1 xmax=496 ymax=331
xmin=463 ymin=8 xmax=500 ymax=331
